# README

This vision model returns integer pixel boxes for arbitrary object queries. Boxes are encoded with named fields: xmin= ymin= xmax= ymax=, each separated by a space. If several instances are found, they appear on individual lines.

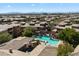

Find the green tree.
xmin=58 ymin=28 xmax=79 ymax=48
xmin=22 ymin=27 xmax=34 ymax=37
xmin=57 ymin=43 xmax=74 ymax=56
xmin=0 ymin=32 xmax=12 ymax=44
xmin=72 ymin=32 xmax=79 ymax=48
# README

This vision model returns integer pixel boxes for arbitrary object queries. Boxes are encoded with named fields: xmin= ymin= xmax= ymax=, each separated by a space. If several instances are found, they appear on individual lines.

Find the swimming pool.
xmin=36 ymin=36 xmax=60 ymax=46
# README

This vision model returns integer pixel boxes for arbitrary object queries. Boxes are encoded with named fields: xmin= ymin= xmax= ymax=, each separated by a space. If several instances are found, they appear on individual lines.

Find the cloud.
xmin=39 ymin=8 xmax=43 ymax=11
xmin=38 ymin=8 xmax=45 ymax=12
xmin=7 ymin=5 xmax=11 ymax=7
xmin=31 ymin=4 xmax=35 ymax=6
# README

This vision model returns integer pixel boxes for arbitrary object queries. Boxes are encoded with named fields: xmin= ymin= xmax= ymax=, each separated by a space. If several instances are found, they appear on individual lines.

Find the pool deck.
xmin=35 ymin=37 xmax=62 ymax=48
xmin=29 ymin=38 xmax=62 ymax=56
xmin=30 ymin=42 xmax=58 ymax=56
xmin=30 ymin=43 xmax=46 ymax=56
xmin=55 ymin=40 xmax=63 ymax=47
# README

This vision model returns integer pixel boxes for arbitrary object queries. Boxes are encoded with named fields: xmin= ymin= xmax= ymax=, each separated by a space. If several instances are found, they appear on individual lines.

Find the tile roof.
xmin=38 ymin=45 xmax=57 ymax=56
xmin=0 ymin=37 xmax=33 ymax=50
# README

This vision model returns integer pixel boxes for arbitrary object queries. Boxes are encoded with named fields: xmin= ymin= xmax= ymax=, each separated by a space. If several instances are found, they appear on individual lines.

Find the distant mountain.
xmin=0 ymin=12 xmax=79 ymax=15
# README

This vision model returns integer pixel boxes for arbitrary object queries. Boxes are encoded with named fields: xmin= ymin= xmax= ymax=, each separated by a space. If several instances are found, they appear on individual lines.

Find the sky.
xmin=0 ymin=3 xmax=79 ymax=13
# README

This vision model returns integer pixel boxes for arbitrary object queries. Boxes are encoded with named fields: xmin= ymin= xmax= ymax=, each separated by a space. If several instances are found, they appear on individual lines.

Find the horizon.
xmin=0 ymin=3 xmax=79 ymax=13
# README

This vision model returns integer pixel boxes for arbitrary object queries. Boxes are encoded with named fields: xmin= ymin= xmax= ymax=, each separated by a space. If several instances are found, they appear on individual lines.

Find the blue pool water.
xmin=36 ymin=36 xmax=59 ymax=46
